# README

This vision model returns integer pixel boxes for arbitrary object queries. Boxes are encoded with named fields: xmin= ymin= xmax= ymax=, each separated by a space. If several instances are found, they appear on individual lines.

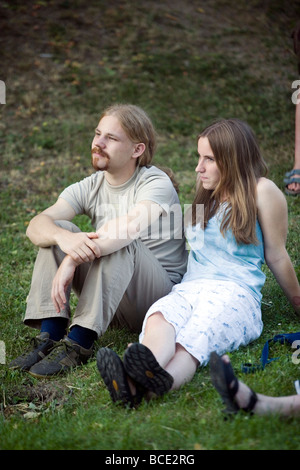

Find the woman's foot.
xmin=210 ymin=352 xmax=258 ymax=414
xmin=123 ymin=343 xmax=174 ymax=397
xmin=96 ymin=347 xmax=144 ymax=407
xmin=284 ymin=169 xmax=300 ymax=195
xmin=210 ymin=353 xmax=300 ymax=417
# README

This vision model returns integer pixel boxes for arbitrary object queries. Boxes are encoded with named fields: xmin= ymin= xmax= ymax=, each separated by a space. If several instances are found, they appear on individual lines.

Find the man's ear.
xmin=132 ymin=143 xmax=146 ymax=159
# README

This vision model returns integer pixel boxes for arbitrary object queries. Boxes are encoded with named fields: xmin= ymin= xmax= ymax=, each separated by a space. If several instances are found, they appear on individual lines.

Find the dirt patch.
xmin=2 ymin=381 xmax=70 ymax=418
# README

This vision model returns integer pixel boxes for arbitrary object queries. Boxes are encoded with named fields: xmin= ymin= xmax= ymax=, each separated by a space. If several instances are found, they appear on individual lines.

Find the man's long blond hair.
xmin=101 ymin=103 xmax=179 ymax=192
xmin=100 ymin=104 xmax=156 ymax=167
xmin=192 ymin=119 xmax=268 ymax=245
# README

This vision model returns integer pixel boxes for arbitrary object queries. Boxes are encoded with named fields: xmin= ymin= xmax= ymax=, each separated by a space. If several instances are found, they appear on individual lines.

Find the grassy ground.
xmin=0 ymin=0 xmax=300 ymax=451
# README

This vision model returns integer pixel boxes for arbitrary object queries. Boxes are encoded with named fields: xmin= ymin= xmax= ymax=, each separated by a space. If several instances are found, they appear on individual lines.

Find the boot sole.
xmin=97 ymin=348 xmax=133 ymax=406
xmin=123 ymin=343 xmax=173 ymax=396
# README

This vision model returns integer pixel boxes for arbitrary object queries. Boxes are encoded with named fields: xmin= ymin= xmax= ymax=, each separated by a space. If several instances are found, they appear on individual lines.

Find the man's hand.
xmin=26 ymin=199 xmax=101 ymax=264
xmin=51 ymin=256 xmax=77 ymax=313
xmin=56 ymin=231 xmax=101 ymax=264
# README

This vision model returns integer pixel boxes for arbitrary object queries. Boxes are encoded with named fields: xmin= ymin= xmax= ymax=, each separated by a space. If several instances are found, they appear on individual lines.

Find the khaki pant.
xmin=24 ymin=221 xmax=174 ymax=336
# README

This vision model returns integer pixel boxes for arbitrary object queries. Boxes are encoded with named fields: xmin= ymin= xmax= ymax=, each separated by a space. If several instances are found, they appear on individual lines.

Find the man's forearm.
xmin=26 ymin=213 xmax=67 ymax=247
xmin=95 ymin=213 xmax=139 ymax=256
xmin=94 ymin=201 xmax=162 ymax=257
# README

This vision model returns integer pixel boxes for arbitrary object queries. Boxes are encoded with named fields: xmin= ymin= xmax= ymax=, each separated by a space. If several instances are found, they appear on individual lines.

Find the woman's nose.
xmin=195 ymin=159 xmax=204 ymax=173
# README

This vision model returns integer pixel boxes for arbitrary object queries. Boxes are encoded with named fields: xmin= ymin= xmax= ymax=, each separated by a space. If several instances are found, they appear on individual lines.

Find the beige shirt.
xmin=59 ymin=166 xmax=188 ymax=283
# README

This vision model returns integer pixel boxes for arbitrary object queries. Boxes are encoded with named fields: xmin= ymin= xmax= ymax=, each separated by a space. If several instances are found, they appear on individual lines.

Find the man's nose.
xmin=94 ymin=134 xmax=105 ymax=148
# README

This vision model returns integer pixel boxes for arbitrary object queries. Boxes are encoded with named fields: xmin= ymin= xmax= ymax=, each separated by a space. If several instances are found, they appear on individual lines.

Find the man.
xmin=10 ymin=104 xmax=188 ymax=378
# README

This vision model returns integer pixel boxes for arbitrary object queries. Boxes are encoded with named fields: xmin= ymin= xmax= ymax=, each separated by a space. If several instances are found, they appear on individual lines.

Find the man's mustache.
xmin=91 ymin=147 xmax=110 ymax=159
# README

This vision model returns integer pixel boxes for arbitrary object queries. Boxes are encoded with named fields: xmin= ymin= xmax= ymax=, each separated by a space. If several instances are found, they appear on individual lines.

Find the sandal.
xmin=209 ymin=351 xmax=257 ymax=414
xmin=123 ymin=343 xmax=174 ymax=397
xmin=96 ymin=347 xmax=144 ymax=407
xmin=284 ymin=169 xmax=300 ymax=196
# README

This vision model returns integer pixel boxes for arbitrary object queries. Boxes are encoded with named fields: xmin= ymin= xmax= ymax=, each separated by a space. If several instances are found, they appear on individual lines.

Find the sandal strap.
xmin=229 ymin=374 xmax=239 ymax=397
xmin=210 ymin=352 xmax=240 ymax=414
xmin=285 ymin=169 xmax=300 ymax=177
xmin=241 ymin=388 xmax=258 ymax=413
xmin=284 ymin=177 xmax=300 ymax=185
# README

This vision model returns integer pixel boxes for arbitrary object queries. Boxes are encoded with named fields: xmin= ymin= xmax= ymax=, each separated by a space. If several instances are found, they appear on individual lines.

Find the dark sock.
xmin=68 ymin=325 xmax=97 ymax=350
xmin=41 ymin=317 xmax=68 ymax=341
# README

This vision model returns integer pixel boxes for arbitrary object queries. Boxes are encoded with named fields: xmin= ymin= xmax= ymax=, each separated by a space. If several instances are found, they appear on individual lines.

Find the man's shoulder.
xmin=135 ymin=165 xmax=179 ymax=203
xmin=137 ymin=165 xmax=172 ymax=182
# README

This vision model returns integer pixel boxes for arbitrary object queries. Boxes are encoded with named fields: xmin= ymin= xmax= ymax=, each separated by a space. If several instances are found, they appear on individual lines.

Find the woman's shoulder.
xmin=256 ymin=177 xmax=287 ymax=208
xmin=256 ymin=176 xmax=278 ymax=191
xmin=256 ymin=176 xmax=285 ymax=195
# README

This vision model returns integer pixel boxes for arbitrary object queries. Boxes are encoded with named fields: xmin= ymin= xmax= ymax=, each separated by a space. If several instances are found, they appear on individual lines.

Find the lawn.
xmin=0 ymin=0 xmax=299 ymax=452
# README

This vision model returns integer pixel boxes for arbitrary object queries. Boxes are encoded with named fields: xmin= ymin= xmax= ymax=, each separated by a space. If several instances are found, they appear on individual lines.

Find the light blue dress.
xmin=140 ymin=206 xmax=266 ymax=365
xmin=183 ymin=205 xmax=266 ymax=303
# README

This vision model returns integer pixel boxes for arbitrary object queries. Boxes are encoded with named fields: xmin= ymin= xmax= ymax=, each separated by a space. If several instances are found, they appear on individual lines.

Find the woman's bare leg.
xmin=222 ymin=355 xmax=300 ymax=417
xmin=165 ymin=343 xmax=199 ymax=390
xmin=141 ymin=311 xmax=176 ymax=368
xmin=137 ymin=312 xmax=198 ymax=393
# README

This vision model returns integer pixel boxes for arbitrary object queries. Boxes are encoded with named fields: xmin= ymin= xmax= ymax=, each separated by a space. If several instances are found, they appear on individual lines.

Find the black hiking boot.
xmin=123 ymin=343 xmax=174 ymax=396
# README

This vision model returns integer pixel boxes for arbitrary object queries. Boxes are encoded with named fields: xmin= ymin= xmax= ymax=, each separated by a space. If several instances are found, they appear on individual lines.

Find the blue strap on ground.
xmin=242 ymin=332 xmax=300 ymax=374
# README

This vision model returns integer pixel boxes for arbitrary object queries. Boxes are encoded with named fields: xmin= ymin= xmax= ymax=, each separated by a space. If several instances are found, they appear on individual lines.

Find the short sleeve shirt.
xmin=59 ymin=166 xmax=188 ymax=283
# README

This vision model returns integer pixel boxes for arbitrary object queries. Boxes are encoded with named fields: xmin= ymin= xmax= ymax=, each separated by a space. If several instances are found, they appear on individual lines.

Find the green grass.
xmin=0 ymin=0 xmax=300 ymax=451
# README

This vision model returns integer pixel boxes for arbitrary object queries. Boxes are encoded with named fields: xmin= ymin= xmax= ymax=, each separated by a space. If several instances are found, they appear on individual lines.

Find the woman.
xmin=96 ymin=118 xmax=300 ymax=407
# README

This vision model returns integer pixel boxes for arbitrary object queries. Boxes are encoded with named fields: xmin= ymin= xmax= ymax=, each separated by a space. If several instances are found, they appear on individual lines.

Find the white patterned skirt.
xmin=139 ymin=279 xmax=263 ymax=366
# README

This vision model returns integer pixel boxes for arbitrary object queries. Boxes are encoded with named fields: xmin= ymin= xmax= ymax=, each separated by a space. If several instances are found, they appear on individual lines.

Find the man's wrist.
xmin=64 ymin=254 xmax=79 ymax=268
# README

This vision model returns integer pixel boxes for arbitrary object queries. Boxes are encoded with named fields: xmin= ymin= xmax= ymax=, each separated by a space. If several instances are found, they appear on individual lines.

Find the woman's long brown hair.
xmin=192 ymin=119 xmax=268 ymax=245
